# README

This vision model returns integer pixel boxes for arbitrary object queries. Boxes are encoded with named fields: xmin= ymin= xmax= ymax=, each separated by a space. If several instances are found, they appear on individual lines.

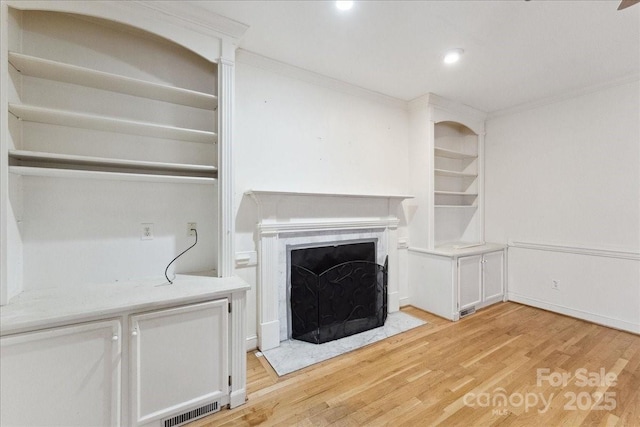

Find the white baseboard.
xmin=229 ymin=388 xmax=247 ymax=409
xmin=388 ymin=291 xmax=400 ymax=312
xmin=246 ymin=335 xmax=258 ymax=352
xmin=399 ymin=296 xmax=411 ymax=307
xmin=259 ymin=320 xmax=280 ymax=351
xmin=508 ymin=292 xmax=639 ymax=334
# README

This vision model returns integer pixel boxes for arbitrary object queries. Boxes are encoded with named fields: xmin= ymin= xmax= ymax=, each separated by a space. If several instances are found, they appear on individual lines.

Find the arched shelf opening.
xmin=433 ymin=120 xmax=481 ymax=247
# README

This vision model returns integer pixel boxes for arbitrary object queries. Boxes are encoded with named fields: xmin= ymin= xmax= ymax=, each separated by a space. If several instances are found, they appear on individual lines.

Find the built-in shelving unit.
xmin=433 ymin=122 xmax=479 ymax=220
xmin=3 ymin=8 xmax=221 ymax=187
xmin=432 ymin=119 xmax=482 ymax=248
xmin=1 ymin=7 xmax=223 ymax=300
xmin=408 ymin=94 xmax=505 ymax=322
xmin=8 ymin=52 xmax=218 ymax=110
xmin=1 ymin=2 xmax=250 ymax=423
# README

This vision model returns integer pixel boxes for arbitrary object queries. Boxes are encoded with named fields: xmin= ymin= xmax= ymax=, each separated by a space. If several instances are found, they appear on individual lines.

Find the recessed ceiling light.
xmin=444 ymin=48 xmax=464 ymax=64
xmin=336 ymin=1 xmax=354 ymax=11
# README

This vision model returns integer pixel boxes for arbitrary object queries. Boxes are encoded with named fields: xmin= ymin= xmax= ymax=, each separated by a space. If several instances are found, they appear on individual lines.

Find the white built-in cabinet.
xmin=0 ymin=320 xmax=122 ymax=427
xmin=458 ymin=250 xmax=505 ymax=313
xmin=130 ymin=300 xmax=228 ymax=427
xmin=408 ymin=94 xmax=506 ymax=320
xmin=0 ymin=2 xmax=249 ymax=425
xmin=409 ymin=245 xmax=506 ymax=321
xmin=0 ymin=289 xmax=245 ymax=427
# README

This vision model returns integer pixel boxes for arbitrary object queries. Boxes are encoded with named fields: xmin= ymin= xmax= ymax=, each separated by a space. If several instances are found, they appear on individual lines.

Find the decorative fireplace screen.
xmin=290 ymin=242 xmax=388 ymax=344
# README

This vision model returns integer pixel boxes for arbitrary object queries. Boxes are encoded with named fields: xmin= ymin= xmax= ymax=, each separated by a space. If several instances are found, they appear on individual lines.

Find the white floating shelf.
xmin=434 ymin=191 xmax=478 ymax=196
xmin=434 ymin=147 xmax=477 ymax=160
xmin=8 ymin=52 xmax=217 ymax=110
xmin=434 ymin=168 xmax=477 ymax=178
xmin=435 ymin=205 xmax=478 ymax=208
xmin=9 ymin=166 xmax=216 ymax=185
xmin=9 ymin=104 xmax=217 ymax=144
xmin=9 ymin=150 xmax=217 ymax=176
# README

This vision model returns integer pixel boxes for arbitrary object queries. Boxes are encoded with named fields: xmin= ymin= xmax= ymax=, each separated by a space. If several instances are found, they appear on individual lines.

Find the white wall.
xmin=22 ymin=177 xmax=218 ymax=289
xmin=232 ymin=55 xmax=410 ymax=347
xmin=485 ymin=80 xmax=640 ymax=333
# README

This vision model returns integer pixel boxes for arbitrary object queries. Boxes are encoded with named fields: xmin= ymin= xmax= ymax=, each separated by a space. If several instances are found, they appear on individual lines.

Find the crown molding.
xmin=137 ymin=1 xmax=249 ymax=41
xmin=408 ymin=93 xmax=487 ymax=120
xmin=487 ymin=73 xmax=640 ymax=120
xmin=236 ymin=50 xmax=408 ymax=111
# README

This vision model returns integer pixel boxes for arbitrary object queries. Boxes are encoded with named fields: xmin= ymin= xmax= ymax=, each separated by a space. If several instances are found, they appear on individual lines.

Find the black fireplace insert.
xmin=290 ymin=242 xmax=388 ymax=344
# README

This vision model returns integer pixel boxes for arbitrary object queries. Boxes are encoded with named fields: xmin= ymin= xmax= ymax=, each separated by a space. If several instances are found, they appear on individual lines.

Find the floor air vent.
xmin=163 ymin=401 xmax=220 ymax=427
xmin=459 ymin=306 xmax=476 ymax=318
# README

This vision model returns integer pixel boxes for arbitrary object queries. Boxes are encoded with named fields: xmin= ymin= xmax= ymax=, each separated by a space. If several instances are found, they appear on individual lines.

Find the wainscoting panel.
xmin=507 ymin=244 xmax=639 ymax=334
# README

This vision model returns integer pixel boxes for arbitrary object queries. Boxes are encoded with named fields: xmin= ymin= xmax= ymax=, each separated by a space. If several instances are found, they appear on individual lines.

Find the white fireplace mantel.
xmin=247 ymin=189 xmax=413 ymax=351
xmin=247 ymin=189 xmax=413 ymax=200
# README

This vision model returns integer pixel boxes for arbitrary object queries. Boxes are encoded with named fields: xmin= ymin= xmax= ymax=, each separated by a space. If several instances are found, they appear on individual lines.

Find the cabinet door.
xmin=458 ymin=255 xmax=482 ymax=311
xmin=130 ymin=299 xmax=228 ymax=426
xmin=0 ymin=320 xmax=122 ymax=427
xmin=483 ymin=251 xmax=505 ymax=303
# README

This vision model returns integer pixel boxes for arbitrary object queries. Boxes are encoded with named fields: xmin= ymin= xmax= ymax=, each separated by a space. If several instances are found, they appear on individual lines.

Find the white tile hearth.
xmin=260 ymin=311 xmax=426 ymax=376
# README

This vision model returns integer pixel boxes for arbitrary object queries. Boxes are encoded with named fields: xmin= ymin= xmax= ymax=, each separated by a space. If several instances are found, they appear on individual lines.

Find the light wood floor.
xmin=191 ymin=303 xmax=640 ymax=426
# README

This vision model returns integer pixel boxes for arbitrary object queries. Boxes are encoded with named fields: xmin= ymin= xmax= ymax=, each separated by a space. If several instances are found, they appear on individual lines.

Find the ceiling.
xmin=195 ymin=0 xmax=640 ymax=113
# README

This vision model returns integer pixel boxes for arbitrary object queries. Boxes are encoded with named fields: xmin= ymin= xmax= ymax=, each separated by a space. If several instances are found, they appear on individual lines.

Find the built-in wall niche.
xmin=7 ymin=10 xmax=217 ymax=171
xmin=434 ymin=121 xmax=478 ymax=206
xmin=4 ymin=8 xmax=220 ymax=296
xmin=433 ymin=121 xmax=481 ymax=247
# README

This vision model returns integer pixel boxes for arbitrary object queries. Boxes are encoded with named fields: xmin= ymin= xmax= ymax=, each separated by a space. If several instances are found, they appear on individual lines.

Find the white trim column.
xmin=257 ymin=229 xmax=280 ymax=351
xmin=229 ymin=290 xmax=247 ymax=408
xmin=386 ymin=218 xmax=400 ymax=312
xmin=217 ymin=58 xmax=234 ymax=277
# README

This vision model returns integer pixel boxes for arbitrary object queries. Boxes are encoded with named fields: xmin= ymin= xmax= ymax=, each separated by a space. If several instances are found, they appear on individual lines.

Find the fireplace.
xmin=289 ymin=242 xmax=388 ymax=344
xmin=246 ymin=189 xmax=412 ymax=351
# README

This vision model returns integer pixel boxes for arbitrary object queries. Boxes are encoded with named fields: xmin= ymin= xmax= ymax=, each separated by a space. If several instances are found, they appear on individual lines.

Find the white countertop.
xmin=409 ymin=242 xmax=507 ymax=258
xmin=0 ymin=274 xmax=250 ymax=336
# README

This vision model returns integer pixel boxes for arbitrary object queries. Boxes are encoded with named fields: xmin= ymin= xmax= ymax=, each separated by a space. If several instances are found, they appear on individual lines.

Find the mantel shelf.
xmin=8 ymin=51 xmax=217 ymax=110
xmin=9 ymin=104 xmax=217 ymax=144
xmin=246 ymin=189 xmax=413 ymax=200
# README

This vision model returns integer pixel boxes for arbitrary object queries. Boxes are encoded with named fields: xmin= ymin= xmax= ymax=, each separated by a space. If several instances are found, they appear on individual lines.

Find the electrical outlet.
xmin=187 ymin=222 xmax=197 ymax=237
xmin=552 ymin=279 xmax=560 ymax=291
xmin=141 ymin=223 xmax=154 ymax=240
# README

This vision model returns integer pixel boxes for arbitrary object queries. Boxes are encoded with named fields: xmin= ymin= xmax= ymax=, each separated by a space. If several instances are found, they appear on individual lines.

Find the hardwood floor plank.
xmin=189 ymin=302 xmax=640 ymax=426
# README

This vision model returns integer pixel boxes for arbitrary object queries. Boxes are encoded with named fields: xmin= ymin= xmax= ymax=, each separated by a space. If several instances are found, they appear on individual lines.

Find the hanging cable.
xmin=164 ymin=228 xmax=198 ymax=284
